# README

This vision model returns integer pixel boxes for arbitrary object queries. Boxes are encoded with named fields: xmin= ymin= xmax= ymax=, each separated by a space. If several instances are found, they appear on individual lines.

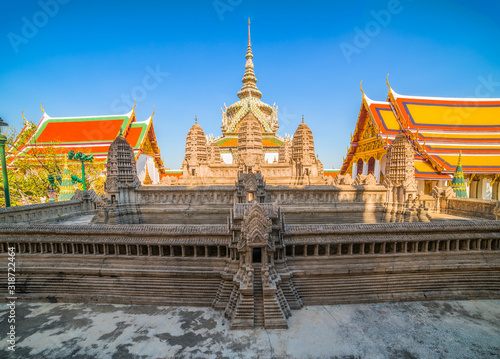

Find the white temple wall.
xmin=265 ymin=152 xmax=278 ymax=164
xmin=136 ymin=154 xmax=160 ymax=184
xmin=417 ymin=180 xmax=425 ymax=195
xmin=380 ymin=154 xmax=387 ymax=175
xmin=221 ymin=153 xmax=233 ymax=164
xmin=484 ymin=177 xmax=493 ymax=200
xmin=492 ymin=181 xmax=499 ymax=200
xmin=374 ymin=160 xmax=381 ymax=183
xmin=362 ymin=161 xmax=368 ymax=176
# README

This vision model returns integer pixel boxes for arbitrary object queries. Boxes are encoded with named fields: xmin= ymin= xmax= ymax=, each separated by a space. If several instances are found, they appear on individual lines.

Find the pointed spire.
xmin=450 ymin=151 xmax=467 ymax=198
xmin=195 ymin=115 xmax=198 ymax=124
xmin=58 ymin=156 xmax=75 ymax=201
xmin=237 ymin=18 xmax=262 ymax=100
xmin=248 ymin=17 xmax=251 ymax=46
xmin=302 ymin=115 xmax=305 ymax=123
xmin=143 ymin=163 xmax=153 ymax=185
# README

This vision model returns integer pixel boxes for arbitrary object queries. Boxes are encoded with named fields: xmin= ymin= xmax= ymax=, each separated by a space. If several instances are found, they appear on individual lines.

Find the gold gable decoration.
xmin=142 ymin=137 xmax=155 ymax=157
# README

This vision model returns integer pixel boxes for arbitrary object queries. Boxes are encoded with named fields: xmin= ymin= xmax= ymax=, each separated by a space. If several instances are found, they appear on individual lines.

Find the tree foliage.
xmin=0 ymin=119 xmax=106 ymax=207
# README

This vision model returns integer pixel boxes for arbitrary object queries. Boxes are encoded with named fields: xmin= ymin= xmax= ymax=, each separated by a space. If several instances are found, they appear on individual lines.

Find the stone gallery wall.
xmin=0 ymin=224 xmax=230 ymax=306
xmin=283 ymin=220 xmax=500 ymax=305
xmin=0 ymin=220 xmax=499 ymax=327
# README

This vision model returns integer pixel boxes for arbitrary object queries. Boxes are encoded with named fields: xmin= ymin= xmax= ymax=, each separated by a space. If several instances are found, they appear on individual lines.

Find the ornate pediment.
xmin=241 ymin=202 xmax=272 ymax=250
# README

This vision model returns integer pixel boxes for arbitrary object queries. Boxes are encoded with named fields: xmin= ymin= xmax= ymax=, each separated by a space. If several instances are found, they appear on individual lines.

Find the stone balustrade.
xmin=266 ymin=185 xmax=387 ymax=204
xmin=443 ymin=198 xmax=499 ymax=220
xmin=136 ymin=186 xmax=236 ymax=205
xmin=0 ymin=200 xmax=92 ymax=224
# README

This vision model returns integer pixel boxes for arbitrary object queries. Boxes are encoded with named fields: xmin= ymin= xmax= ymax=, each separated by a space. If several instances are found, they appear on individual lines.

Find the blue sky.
xmin=1 ymin=0 xmax=500 ymax=169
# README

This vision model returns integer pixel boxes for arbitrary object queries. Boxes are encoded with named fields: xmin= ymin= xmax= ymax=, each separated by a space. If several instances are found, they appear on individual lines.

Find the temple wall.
xmin=2 ymin=221 xmax=498 ymax=308
xmin=136 ymin=186 xmax=236 ymax=205
xmin=0 ymin=224 xmax=230 ymax=306
xmin=442 ymin=198 xmax=499 ymax=220
xmin=0 ymin=200 xmax=93 ymax=224
xmin=266 ymin=185 xmax=387 ymax=204
xmin=283 ymin=220 xmax=500 ymax=304
xmin=136 ymin=154 xmax=160 ymax=184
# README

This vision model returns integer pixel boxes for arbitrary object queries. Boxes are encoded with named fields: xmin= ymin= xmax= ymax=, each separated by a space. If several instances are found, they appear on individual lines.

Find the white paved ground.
xmin=0 ymin=300 xmax=499 ymax=359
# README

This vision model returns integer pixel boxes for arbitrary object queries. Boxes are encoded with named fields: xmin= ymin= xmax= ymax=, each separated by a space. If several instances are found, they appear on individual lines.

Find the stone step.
xmin=253 ymin=267 xmax=264 ymax=328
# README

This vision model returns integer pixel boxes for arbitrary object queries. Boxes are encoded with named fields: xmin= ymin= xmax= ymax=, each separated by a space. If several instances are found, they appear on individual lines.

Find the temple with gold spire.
xmin=178 ymin=19 xmax=325 ymax=186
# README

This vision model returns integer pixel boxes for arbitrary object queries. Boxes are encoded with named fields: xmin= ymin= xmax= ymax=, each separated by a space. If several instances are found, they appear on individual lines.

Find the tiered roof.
xmin=342 ymin=81 xmax=500 ymax=180
xmin=15 ymin=105 xmax=164 ymax=173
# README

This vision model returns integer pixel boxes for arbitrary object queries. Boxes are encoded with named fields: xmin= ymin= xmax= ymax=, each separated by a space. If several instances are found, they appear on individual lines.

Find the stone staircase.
xmin=253 ymin=266 xmax=264 ymax=327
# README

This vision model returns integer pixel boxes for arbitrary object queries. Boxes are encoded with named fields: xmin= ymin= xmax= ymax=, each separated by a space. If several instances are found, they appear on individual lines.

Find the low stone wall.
xmin=0 ymin=200 xmax=92 ymax=224
xmin=443 ymin=198 xmax=499 ymax=220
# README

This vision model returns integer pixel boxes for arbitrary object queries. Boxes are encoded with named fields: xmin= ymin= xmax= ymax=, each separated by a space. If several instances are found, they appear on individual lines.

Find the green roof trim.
xmin=128 ymin=122 xmax=149 ymax=149
xmin=215 ymin=137 xmax=237 ymax=146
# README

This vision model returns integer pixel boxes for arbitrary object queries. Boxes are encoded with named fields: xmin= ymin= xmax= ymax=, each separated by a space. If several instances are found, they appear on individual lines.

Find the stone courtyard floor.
xmin=0 ymin=300 xmax=499 ymax=359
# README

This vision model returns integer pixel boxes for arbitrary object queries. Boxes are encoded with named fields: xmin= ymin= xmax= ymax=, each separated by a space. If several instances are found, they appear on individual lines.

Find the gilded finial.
xmin=132 ymin=98 xmax=137 ymax=111
xmin=248 ymin=18 xmax=251 ymax=45
xmin=119 ymin=126 xmax=123 ymax=136
xmin=458 ymin=150 xmax=462 ymax=167
xmin=22 ymin=111 xmax=28 ymax=124
xmin=152 ymin=106 xmax=155 ymax=117
xmin=360 ymin=80 xmax=365 ymax=95
xmin=41 ymin=102 xmax=45 ymax=113
xmin=302 ymin=115 xmax=304 ymax=123
xmin=386 ymin=73 xmax=390 ymax=87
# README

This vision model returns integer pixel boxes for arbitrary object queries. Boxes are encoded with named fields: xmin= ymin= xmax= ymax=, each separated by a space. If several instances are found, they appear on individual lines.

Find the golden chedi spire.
xmin=237 ymin=18 xmax=262 ymax=100
xmin=143 ymin=164 xmax=153 ymax=185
